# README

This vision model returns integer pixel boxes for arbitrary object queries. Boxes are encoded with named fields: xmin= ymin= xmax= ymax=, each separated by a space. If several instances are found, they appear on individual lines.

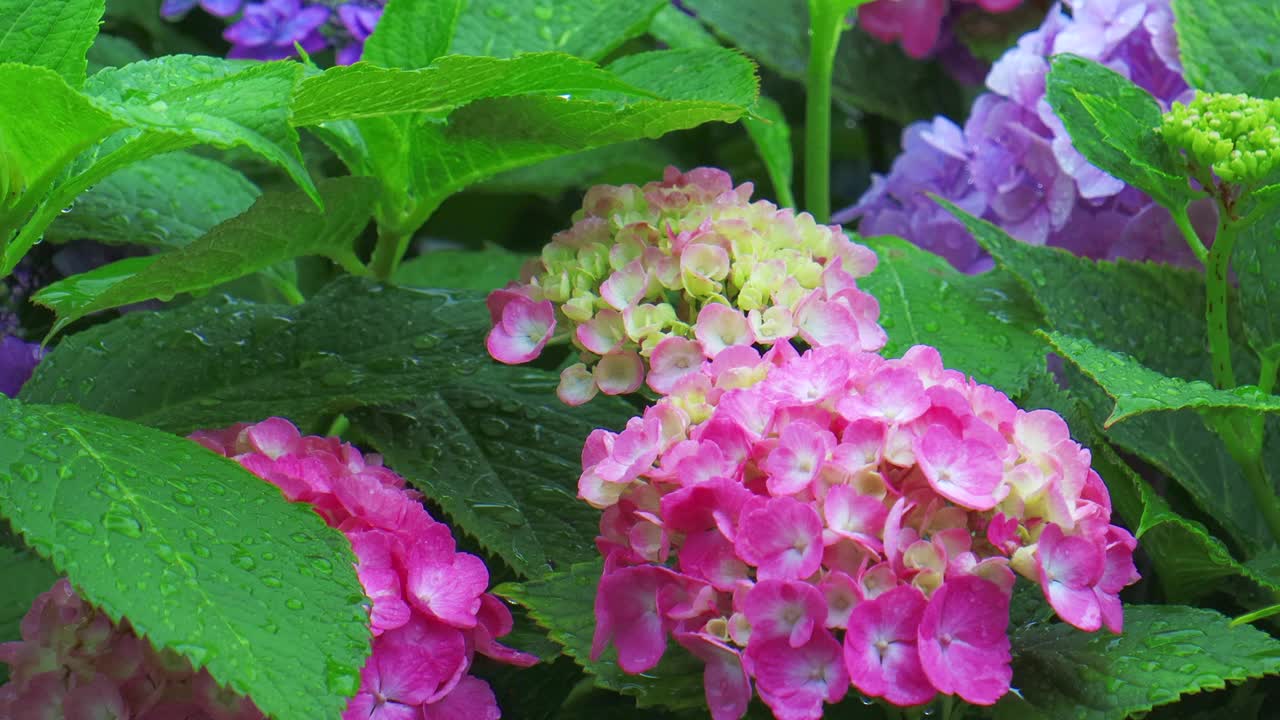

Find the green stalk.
xmin=804 ymin=0 xmax=846 ymax=223
xmin=369 ymin=224 xmax=411 ymax=281
xmin=1170 ymin=203 xmax=1209 ymax=265
xmin=1205 ymin=213 xmax=1239 ymax=389
xmin=1241 ymin=456 xmax=1280 ymax=545
xmin=1260 ymin=352 xmax=1280 ymax=395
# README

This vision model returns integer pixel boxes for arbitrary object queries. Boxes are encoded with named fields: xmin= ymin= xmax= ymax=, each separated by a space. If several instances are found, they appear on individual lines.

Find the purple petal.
xmin=160 ymin=0 xmax=199 ymax=18
xmin=201 ymin=0 xmax=243 ymax=17
xmin=0 ymin=336 xmax=43 ymax=398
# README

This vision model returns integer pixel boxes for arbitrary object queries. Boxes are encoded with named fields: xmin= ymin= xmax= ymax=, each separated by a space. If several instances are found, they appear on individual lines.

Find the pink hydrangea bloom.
xmin=859 ymin=0 xmax=1026 ymax=60
xmin=582 ymin=343 xmax=1138 ymax=716
xmin=1 ymin=418 xmax=534 ymax=719
xmin=484 ymin=166 xmax=884 ymax=404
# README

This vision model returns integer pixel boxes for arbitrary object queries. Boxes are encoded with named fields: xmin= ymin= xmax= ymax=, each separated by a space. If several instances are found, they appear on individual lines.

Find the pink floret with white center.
xmin=580 ymin=343 xmax=1139 ymax=717
xmin=484 ymin=166 xmax=884 ymax=405
xmin=1 ymin=418 xmax=535 ymax=720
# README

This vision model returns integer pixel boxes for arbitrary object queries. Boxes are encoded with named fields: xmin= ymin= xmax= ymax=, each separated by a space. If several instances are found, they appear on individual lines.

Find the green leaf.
xmin=0 ymin=398 xmax=370 ymax=720
xmin=1172 ymin=0 xmax=1280 ymax=94
xmin=945 ymin=202 xmax=1276 ymax=555
xmin=33 ymin=177 xmax=376 ymax=334
xmin=648 ymin=4 xmax=720 ymax=48
xmin=0 ymin=545 xmax=59 ymax=640
xmin=86 ymin=32 xmax=147 ymax=74
xmin=1235 ymin=187 xmax=1280 ymax=365
xmin=859 ymin=235 xmax=1044 ymax=396
xmin=0 ymin=0 xmax=103 ymax=86
xmin=495 ymin=561 xmax=707 ymax=710
xmin=362 ymin=0 xmax=461 ymax=70
xmin=478 ymin=141 xmax=679 ymax=197
xmin=682 ymin=0 xmax=961 ymax=123
xmin=350 ymin=381 xmax=633 ymax=577
xmin=392 ymin=248 xmax=530 ymax=291
xmin=1045 ymin=331 xmax=1280 ymax=426
xmin=292 ymin=53 xmax=658 ymax=125
xmin=996 ymin=605 xmax=1280 ymax=720
xmin=45 ymin=151 xmax=261 ymax=248
xmin=450 ymin=0 xmax=667 ymax=62
xmin=1045 ymin=55 xmax=1195 ymax=212
xmin=742 ymin=96 xmax=795 ymax=207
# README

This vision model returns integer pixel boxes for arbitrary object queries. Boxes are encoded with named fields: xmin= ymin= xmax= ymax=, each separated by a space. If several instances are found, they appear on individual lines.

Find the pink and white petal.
xmin=595 ymin=351 xmax=646 ymax=395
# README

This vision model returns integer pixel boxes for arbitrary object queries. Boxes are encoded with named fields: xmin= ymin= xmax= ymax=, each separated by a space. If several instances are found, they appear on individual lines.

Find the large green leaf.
xmin=1172 ymin=0 xmax=1280 ymax=95
xmin=450 ymin=0 xmax=667 ymax=61
xmin=33 ymin=177 xmax=376 ymax=334
xmin=1045 ymin=332 xmax=1280 ymax=426
xmin=682 ymin=0 xmax=960 ymax=123
xmin=0 ymin=398 xmax=369 ymax=720
xmin=392 ymin=249 xmax=530 ymax=291
xmin=0 ymin=0 xmax=103 ymax=86
xmin=946 ymin=202 xmax=1276 ymax=555
xmin=45 ymin=151 xmax=260 ymax=248
xmin=362 ymin=0 xmax=461 ymax=70
xmin=495 ymin=561 xmax=707 ymax=710
xmin=478 ymin=141 xmax=679 ymax=197
xmin=743 ymin=96 xmax=795 ymax=208
xmin=292 ymin=53 xmax=657 ymax=125
xmin=859 ymin=235 xmax=1044 ymax=396
xmin=996 ymin=605 xmax=1280 ymax=720
xmin=0 ymin=545 xmax=59 ymax=640
xmin=1236 ymin=188 xmax=1280 ymax=366
xmin=1045 ymin=55 xmax=1195 ymax=213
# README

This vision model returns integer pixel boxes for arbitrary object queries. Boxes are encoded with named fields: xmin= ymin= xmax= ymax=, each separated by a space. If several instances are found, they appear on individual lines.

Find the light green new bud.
xmin=1161 ymin=91 xmax=1280 ymax=184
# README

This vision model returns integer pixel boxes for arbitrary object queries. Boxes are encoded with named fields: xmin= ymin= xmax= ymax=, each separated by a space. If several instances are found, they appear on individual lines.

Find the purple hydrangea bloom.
xmin=161 ymin=0 xmax=243 ymax=19
xmin=225 ymin=0 xmax=331 ymax=60
xmin=0 ymin=335 xmax=42 ymax=398
xmin=336 ymin=3 xmax=384 ymax=65
xmin=840 ymin=0 xmax=1212 ymax=271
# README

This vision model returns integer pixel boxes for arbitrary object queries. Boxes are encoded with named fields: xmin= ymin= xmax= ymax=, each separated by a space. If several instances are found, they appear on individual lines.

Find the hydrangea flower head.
xmin=842 ymin=0 xmax=1212 ymax=270
xmin=1161 ymin=91 xmax=1280 ymax=184
xmin=581 ymin=344 xmax=1138 ymax=716
xmin=163 ymin=0 xmax=388 ymax=64
xmin=486 ymin=167 xmax=885 ymax=405
xmin=0 ymin=334 xmax=43 ymax=398
xmin=1 ymin=418 xmax=535 ymax=719
xmin=858 ymin=0 xmax=1026 ymax=59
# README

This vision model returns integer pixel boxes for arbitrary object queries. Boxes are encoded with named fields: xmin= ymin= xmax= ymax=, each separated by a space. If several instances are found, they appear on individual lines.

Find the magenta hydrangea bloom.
xmin=858 ymin=0 xmax=1025 ymax=59
xmin=485 ymin=167 xmax=885 ymax=405
xmin=841 ymin=0 xmax=1215 ymax=271
xmin=581 ymin=343 xmax=1138 ymax=715
xmin=0 ymin=418 xmax=535 ymax=719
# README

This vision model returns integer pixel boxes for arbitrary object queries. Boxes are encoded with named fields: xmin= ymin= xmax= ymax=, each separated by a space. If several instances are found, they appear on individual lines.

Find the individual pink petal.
xmin=750 ymin=631 xmax=849 ymax=720
xmin=818 ymin=571 xmax=859 ymax=629
xmin=763 ymin=421 xmax=837 ymax=495
xmin=917 ymin=576 xmax=1012 ymax=706
xmin=558 ymin=363 xmax=599 ymax=406
xmin=244 ymin=417 xmax=301 ymax=459
xmin=680 ymin=529 xmax=752 ymax=590
xmin=576 ymin=310 xmax=627 ymax=355
xmin=591 ymin=565 xmax=674 ymax=673
xmin=348 ymin=530 xmax=412 ymax=635
xmin=599 ymin=260 xmax=650 ymax=311
xmin=735 ymin=497 xmax=824 ymax=581
xmin=423 ymin=676 xmax=501 ymax=720
xmin=648 ymin=336 xmax=704 ymax=394
xmin=695 ymin=304 xmax=755 ymax=358
xmin=1036 ymin=523 xmax=1105 ymax=631
xmin=486 ymin=296 xmax=556 ymax=364
xmin=406 ymin=546 xmax=489 ymax=629
xmin=844 ymin=584 xmax=935 ymax=706
xmin=914 ymin=424 xmax=1006 ymax=511
xmin=836 ymin=366 xmax=929 ymax=424
xmin=472 ymin=595 xmax=539 ymax=667
xmin=64 ymin=675 xmax=128 ymax=720
xmin=743 ymin=580 xmax=828 ymax=647
xmin=595 ymin=351 xmax=645 ymax=395
xmin=357 ymin=616 xmax=469 ymax=709
xmin=794 ymin=295 xmax=860 ymax=348
xmin=675 ymin=632 xmax=751 ymax=720
xmin=822 ymin=485 xmax=888 ymax=552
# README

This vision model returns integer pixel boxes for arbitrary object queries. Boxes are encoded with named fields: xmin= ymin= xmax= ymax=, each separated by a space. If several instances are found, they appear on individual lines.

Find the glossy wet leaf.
xmin=1045 ymin=332 xmax=1280 ymax=426
xmin=450 ymin=0 xmax=667 ymax=61
xmin=33 ymin=177 xmax=377 ymax=334
xmin=1172 ymin=0 xmax=1280 ymax=95
xmin=948 ymin=201 xmax=1275 ymax=555
xmin=996 ymin=605 xmax=1280 ymax=720
xmin=1045 ymin=55 xmax=1195 ymax=213
xmin=362 ymin=0 xmax=461 ymax=70
xmin=45 ymin=151 xmax=260 ymax=248
xmin=495 ymin=561 xmax=707 ymax=710
xmin=0 ymin=0 xmax=103 ymax=86
xmin=0 ymin=397 xmax=369 ymax=720
xmin=392 ymin=249 xmax=531 ymax=292
xmin=860 ymin=235 xmax=1044 ymax=396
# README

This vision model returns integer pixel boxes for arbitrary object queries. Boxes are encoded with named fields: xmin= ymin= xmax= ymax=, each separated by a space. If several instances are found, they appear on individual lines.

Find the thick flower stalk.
xmin=0 ymin=418 xmax=534 ymax=719
xmin=486 ymin=167 xmax=886 ymax=405
xmin=843 ymin=0 xmax=1211 ymax=272
xmin=161 ymin=0 xmax=384 ymax=63
xmin=859 ymin=0 xmax=1026 ymax=60
xmin=581 ymin=344 xmax=1138 ymax=717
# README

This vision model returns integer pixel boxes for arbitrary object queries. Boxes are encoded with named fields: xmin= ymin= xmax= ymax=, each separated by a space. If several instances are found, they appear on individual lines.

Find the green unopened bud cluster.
xmin=1161 ymin=92 xmax=1280 ymax=184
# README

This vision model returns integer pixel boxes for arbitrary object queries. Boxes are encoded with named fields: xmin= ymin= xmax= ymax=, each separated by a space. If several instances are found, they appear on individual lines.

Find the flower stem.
xmin=804 ymin=0 xmax=845 ymax=223
xmin=370 ymin=225 xmax=410 ymax=281
xmin=1205 ymin=213 xmax=1239 ymax=389
xmin=1170 ymin=203 xmax=1209 ymax=265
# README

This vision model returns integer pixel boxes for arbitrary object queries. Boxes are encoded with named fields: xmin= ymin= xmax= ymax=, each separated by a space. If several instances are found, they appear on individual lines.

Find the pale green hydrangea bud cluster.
xmin=1161 ymin=91 xmax=1280 ymax=184
xmin=485 ymin=167 xmax=886 ymax=405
